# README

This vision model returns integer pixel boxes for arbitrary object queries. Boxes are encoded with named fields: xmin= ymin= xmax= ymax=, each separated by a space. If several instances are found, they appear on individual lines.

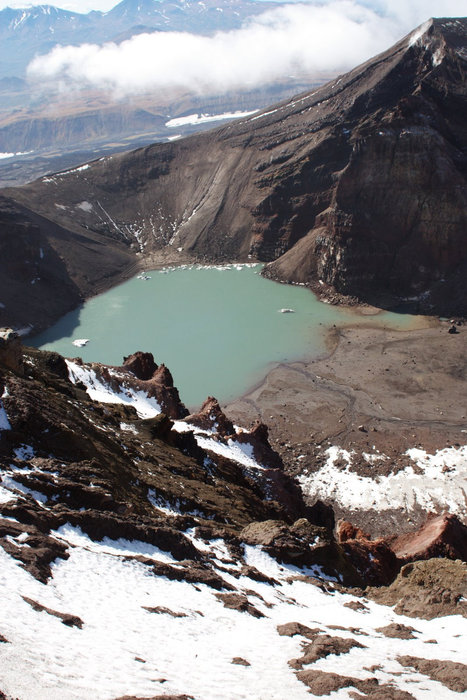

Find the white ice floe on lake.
xmin=0 ymin=524 xmax=465 ymax=700
xmin=299 ymin=444 xmax=467 ymax=516
xmin=72 ymin=339 xmax=89 ymax=347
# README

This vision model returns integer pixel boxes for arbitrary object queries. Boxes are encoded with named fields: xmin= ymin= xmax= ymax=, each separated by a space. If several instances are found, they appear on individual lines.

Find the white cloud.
xmin=26 ymin=1 xmax=467 ymax=97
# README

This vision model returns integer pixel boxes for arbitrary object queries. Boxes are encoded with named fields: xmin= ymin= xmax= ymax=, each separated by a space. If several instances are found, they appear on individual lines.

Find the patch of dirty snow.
xmin=0 ymin=400 xmax=11 ymax=431
xmin=14 ymin=445 xmax=35 ymax=461
xmin=299 ymin=444 xmax=467 ymax=517
xmin=76 ymin=201 xmax=93 ymax=212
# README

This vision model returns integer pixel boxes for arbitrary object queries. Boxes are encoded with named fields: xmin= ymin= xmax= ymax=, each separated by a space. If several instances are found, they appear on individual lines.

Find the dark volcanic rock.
xmin=0 ymin=519 xmax=69 ymax=583
xmin=122 ymin=351 xmax=158 ymax=380
xmin=240 ymin=518 xmax=372 ymax=585
xmin=289 ymin=633 xmax=366 ymax=669
xmin=0 ymin=329 xmax=23 ymax=375
xmin=233 ymin=421 xmax=283 ymax=470
xmin=4 ymin=19 xmax=467 ymax=318
xmin=0 ymin=193 xmax=133 ymax=333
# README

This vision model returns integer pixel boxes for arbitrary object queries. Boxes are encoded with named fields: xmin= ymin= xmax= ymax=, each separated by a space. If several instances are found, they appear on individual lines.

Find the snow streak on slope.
xmin=66 ymin=360 xmax=162 ymax=418
xmin=66 ymin=359 xmax=271 ymax=470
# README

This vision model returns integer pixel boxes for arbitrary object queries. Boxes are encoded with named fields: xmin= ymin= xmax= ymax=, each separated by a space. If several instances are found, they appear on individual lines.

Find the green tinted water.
xmin=31 ymin=264 xmax=420 ymax=409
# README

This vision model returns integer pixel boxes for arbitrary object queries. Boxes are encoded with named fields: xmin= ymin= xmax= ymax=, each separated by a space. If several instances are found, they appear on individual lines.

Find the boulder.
xmin=388 ymin=513 xmax=467 ymax=563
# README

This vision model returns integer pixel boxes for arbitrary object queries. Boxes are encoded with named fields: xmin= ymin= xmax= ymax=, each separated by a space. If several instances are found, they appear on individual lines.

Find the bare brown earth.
xmin=226 ymin=317 xmax=467 ymax=535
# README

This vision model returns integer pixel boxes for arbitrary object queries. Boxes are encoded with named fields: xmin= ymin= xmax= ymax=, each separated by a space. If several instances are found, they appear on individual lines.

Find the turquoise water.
xmin=30 ymin=264 xmax=419 ymax=409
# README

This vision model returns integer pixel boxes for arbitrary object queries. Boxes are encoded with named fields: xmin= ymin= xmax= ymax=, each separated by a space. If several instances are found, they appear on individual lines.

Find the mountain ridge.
xmin=2 ymin=17 xmax=467 ymax=332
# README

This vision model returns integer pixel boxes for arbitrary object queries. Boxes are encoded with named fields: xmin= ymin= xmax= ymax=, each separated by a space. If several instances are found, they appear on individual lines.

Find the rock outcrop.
xmin=388 ymin=513 xmax=467 ymax=563
xmin=122 ymin=351 xmax=188 ymax=419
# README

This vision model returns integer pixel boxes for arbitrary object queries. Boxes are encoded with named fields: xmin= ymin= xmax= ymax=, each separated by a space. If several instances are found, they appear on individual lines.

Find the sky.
xmin=6 ymin=0 xmax=467 ymax=97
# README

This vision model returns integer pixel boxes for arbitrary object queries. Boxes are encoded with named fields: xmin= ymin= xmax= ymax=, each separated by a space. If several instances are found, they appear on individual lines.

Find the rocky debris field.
xmin=0 ymin=328 xmax=466 ymax=699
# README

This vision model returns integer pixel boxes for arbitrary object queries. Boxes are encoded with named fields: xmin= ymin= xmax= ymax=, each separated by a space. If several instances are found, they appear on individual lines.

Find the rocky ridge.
xmin=0 ymin=328 xmax=466 ymax=699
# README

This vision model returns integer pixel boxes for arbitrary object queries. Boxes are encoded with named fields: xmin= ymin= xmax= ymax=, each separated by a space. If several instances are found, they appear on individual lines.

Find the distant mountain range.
xmin=0 ymin=0 xmax=283 ymax=80
xmin=0 ymin=0 xmax=334 ymax=187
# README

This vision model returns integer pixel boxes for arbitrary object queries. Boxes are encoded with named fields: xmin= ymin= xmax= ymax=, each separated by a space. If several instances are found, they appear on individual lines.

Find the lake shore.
xmin=225 ymin=318 xmax=467 ymax=534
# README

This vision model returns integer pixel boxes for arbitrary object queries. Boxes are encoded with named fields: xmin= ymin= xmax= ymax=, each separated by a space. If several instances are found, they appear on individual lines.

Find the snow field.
xmin=0 ymin=527 xmax=464 ymax=700
xmin=299 ymin=445 xmax=467 ymax=517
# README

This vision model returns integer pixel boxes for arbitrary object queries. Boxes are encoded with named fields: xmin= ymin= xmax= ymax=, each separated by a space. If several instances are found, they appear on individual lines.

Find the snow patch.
xmin=299 ymin=444 xmax=467 ymax=517
xmin=76 ymin=201 xmax=93 ymax=212
xmin=0 ymin=525 xmax=465 ymax=700
xmin=0 ymin=400 xmax=11 ymax=431
xmin=166 ymin=110 xmax=257 ymax=128
xmin=408 ymin=20 xmax=432 ymax=47
xmin=14 ymin=445 xmax=35 ymax=461
xmin=66 ymin=360 xmax=161 ymax=419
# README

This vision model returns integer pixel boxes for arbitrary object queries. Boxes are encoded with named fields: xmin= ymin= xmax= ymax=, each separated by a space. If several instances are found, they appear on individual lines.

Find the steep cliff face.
xmin=4 ymin=18 xmax=467 ymax=322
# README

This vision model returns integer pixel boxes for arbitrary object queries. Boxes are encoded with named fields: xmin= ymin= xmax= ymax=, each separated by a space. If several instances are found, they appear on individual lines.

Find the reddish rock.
xmin=389 ymin=513 xmax=467 ymax=563
xmin=185 ymin=396 xmax=234 ymax=436
xmin=376 ymin=623 xmax=417 ymax=640
xmin=232 ymin=657 xmax=251 ymax=666
xmin=289 ymin=634 xmax=366 ymax=670
xmin=215 ymin=592 xmax=265 ymax=618
xmin=277 ymin=622 xmax=321 ymax=639
xmin=397 ymin=657 xmax=467 ymax=693
xmin=337 ymin=520 xmax=370 ymax=543
xmin=335 ymin=520 xmax=400 ymax=586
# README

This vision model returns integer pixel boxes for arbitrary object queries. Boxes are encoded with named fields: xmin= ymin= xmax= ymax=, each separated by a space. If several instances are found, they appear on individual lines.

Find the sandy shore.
xmin=225 ymin=318 xmax=467 ymax=534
